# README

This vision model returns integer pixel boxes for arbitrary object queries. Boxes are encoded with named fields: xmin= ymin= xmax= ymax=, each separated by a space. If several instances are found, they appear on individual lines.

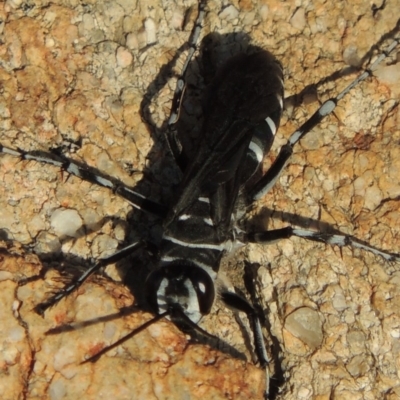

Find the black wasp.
xmin=1 ymin=0 xmax=400 ymax=398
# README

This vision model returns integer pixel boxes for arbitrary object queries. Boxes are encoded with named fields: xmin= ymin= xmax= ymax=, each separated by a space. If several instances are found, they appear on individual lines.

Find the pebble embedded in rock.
xmin=50 ymin=208 xmax=83 ymax=238
xmin=285 ymin=307 xmax=323 ymax=349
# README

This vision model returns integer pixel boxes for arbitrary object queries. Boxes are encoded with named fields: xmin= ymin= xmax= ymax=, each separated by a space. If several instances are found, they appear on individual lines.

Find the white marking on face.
xmin=184 ymin=279 xmax=202 ymax=323
xmin=156 ymin=277 xmax=202 ymax=323
xmin=156 ymin=278 xmax=168 ymax=313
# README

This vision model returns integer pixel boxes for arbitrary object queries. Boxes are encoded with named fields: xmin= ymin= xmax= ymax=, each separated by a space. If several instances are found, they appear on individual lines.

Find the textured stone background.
xmin=0 ymin=0 xmax=400 ymax=399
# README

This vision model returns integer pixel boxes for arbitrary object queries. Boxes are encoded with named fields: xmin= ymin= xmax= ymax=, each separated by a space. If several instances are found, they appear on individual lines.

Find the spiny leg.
xmin=244 ymin=227 xmax=400 ymax=268
xmin=248 ymin=25 xmax=400 ymax=202
xmin=165 ymin=0 xmax=207 ymax=169
xmin=35 ymin=241 xmax=145 ymax=314
xmin=220 ymin=291 xmax=270 ymax=398
xmin=0 ymin=145 xmax=167 ymax=217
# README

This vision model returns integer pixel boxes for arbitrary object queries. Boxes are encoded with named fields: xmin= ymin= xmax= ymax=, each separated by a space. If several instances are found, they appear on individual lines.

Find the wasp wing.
xmin=167 ymin=51 xmax=284 ymax=227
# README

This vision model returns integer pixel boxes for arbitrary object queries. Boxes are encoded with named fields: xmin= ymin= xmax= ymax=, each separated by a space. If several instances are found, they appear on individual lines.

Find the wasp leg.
xmin=35 ymin=241 xmax=144 ymax=314
xmin=166 ymin=0 xmax=207 ymax=170
xmin=0 ymin=146 xmax=167 ymax=217
xmin=245 ymin=227 xmax=400 ymax=266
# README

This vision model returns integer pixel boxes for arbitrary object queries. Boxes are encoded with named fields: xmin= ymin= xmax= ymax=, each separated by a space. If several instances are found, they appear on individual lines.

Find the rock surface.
xmin=0 ymin=244 xmax=264 ymax=400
